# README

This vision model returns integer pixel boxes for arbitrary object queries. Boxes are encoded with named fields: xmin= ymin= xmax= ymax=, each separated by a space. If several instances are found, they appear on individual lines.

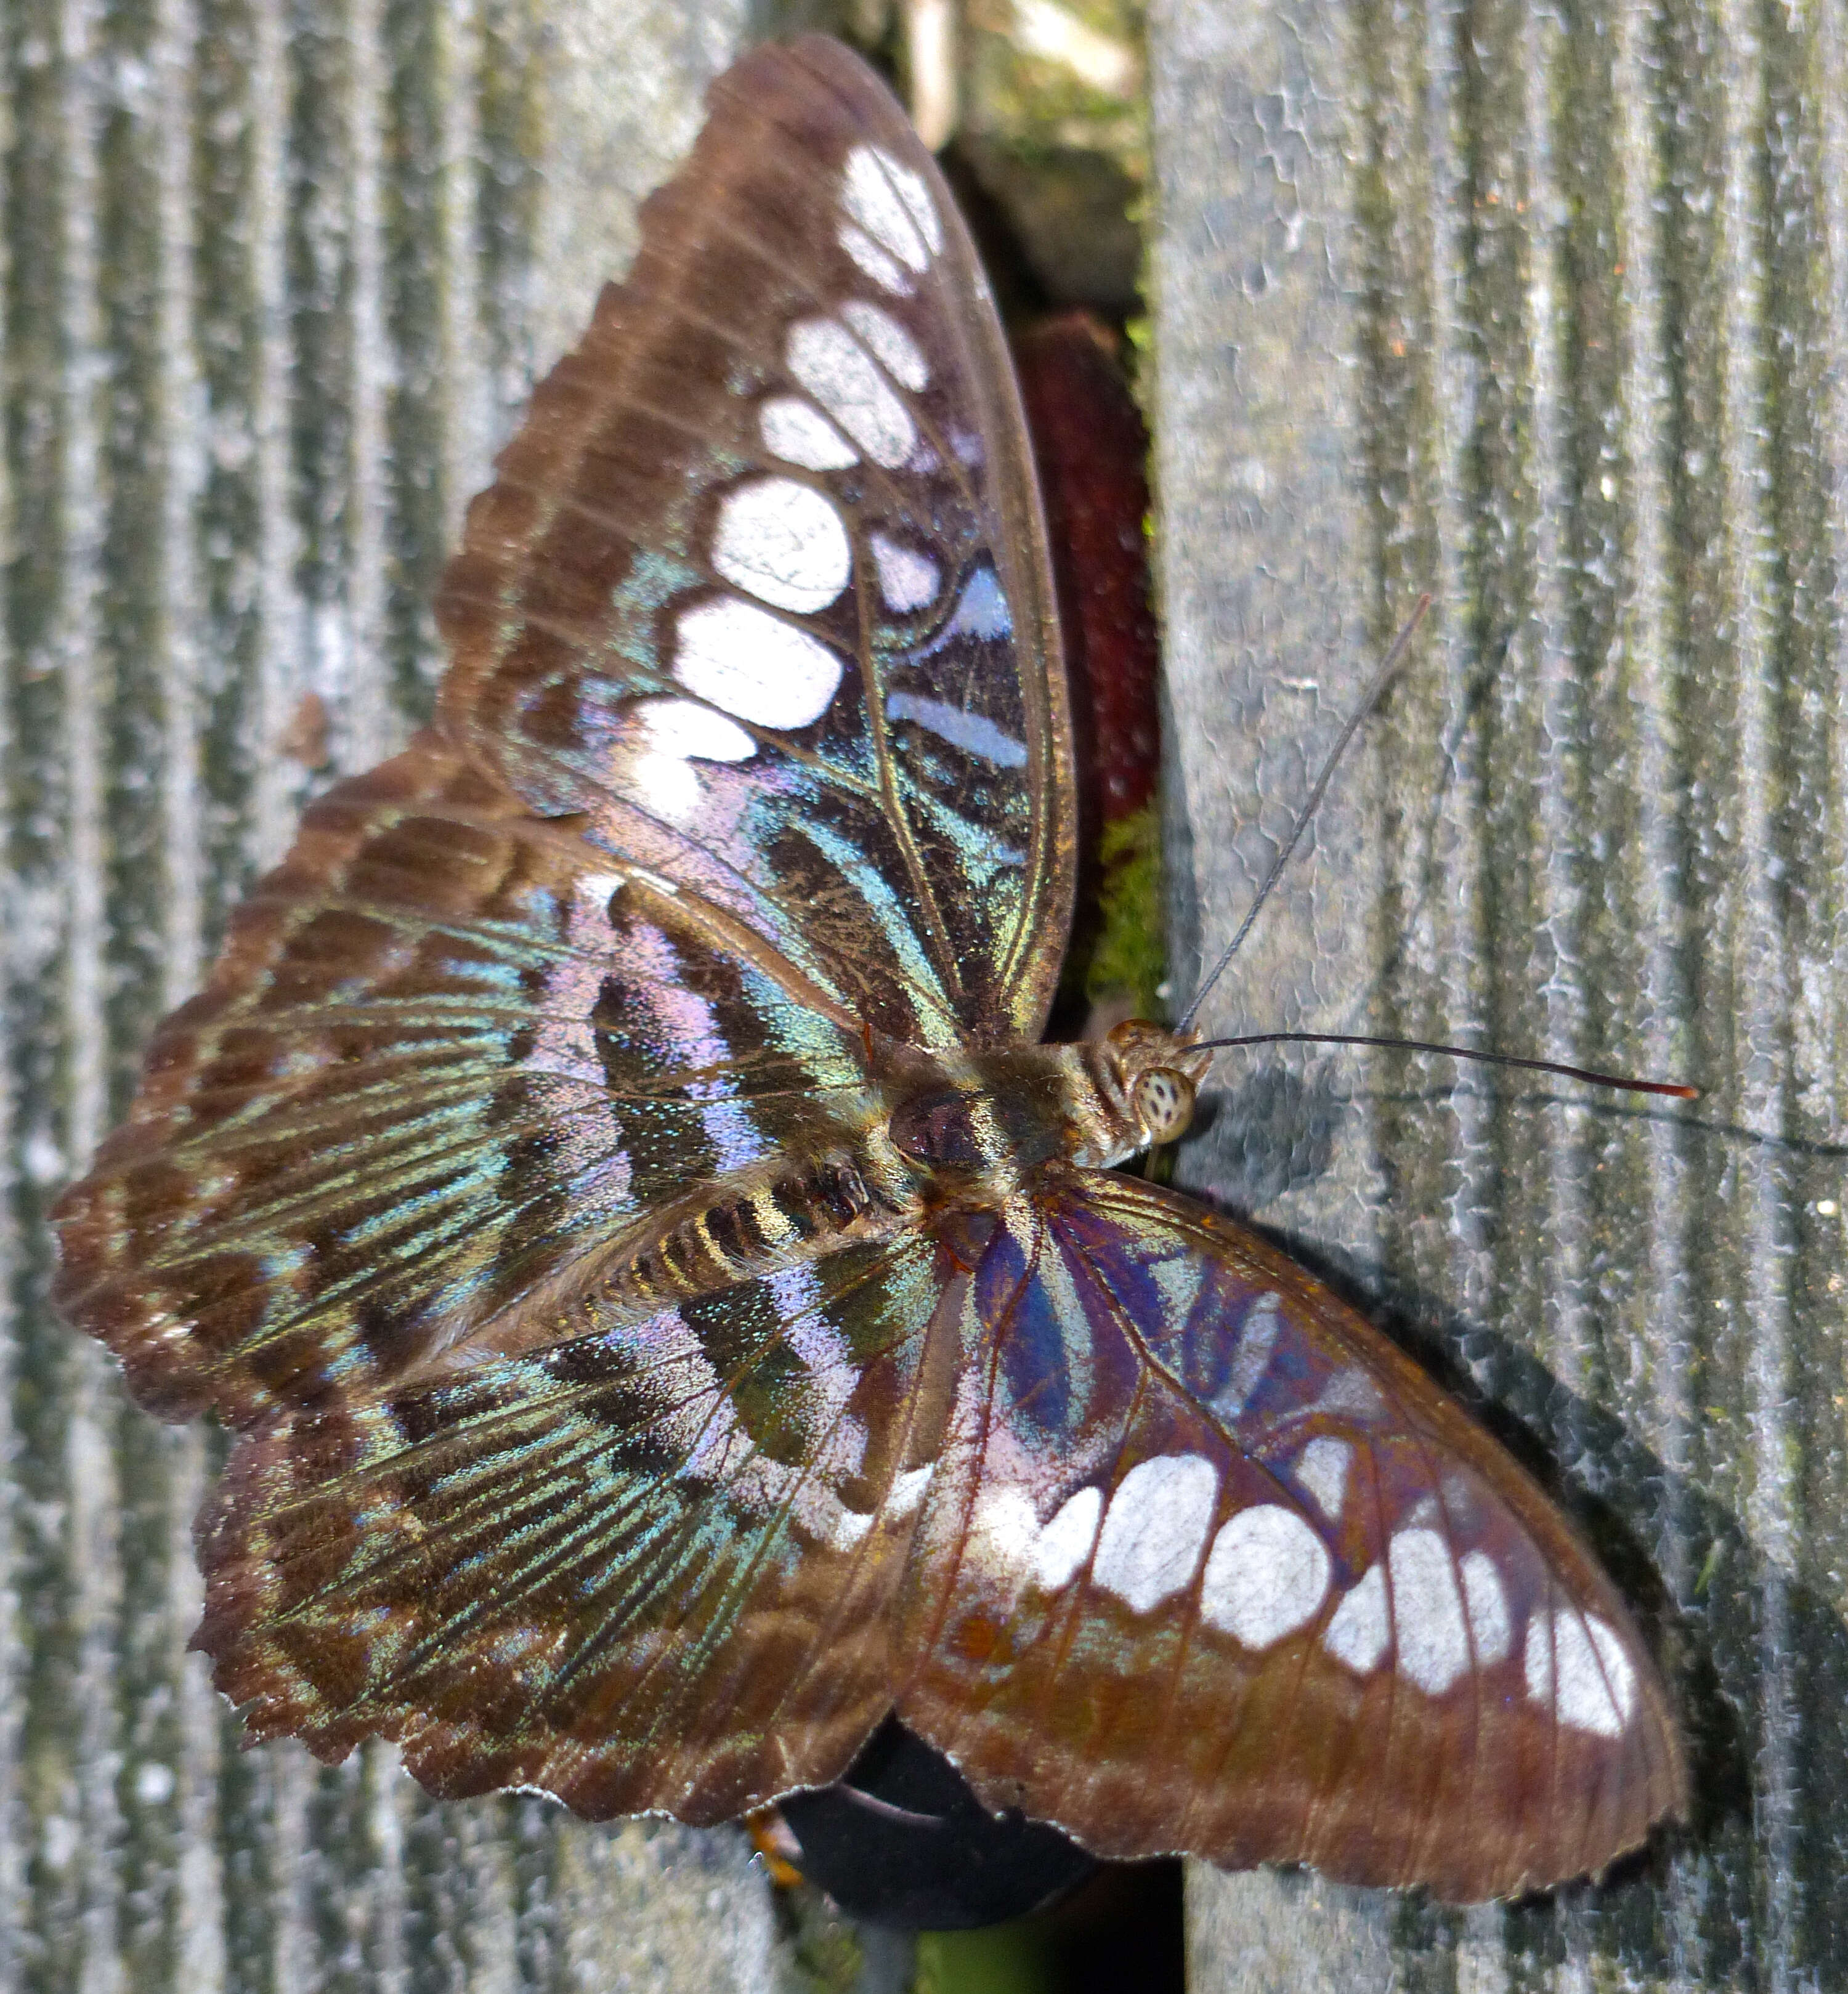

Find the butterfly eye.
xmin=1133 ymin=1068 xmax=1196 ymax=1144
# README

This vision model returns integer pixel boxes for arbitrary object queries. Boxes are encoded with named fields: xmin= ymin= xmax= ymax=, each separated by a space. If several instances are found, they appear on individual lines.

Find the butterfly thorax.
xmin=450 ymin=1025 xmax=1207 ymax=1372
xmin=881 ymin=1019 xmax=1212 ymax=1185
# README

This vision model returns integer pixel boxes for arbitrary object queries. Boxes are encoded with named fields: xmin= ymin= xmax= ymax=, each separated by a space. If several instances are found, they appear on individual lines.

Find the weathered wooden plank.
xmin=1152 ymin=0 xmax=1848 ymax=1983
xmin=0 ymin=6 xmax=907 ymax=1988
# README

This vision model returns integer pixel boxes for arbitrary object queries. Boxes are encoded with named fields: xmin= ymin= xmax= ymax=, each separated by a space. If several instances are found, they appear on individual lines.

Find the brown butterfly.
xmin=51 ymin=35 xmax=1686 ymax=1900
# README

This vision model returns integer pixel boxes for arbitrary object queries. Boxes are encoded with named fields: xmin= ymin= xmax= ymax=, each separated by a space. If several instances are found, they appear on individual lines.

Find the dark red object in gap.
xmin=1013 ymin=312 xmax=1161 ymax=833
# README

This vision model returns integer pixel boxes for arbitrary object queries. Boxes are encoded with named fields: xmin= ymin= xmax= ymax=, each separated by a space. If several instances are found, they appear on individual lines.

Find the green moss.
xmin=914 ymin=1924 xmax=1058 ymax=1994
xmin=1085 ymin=801 xmax=1166 ymax=1019
xmin=770 ymin=1879 xmax=872 ymax=1992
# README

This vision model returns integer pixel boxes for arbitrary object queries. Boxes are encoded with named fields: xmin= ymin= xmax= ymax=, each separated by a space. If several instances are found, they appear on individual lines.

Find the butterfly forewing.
xmin=52 ymin=734 xmax=877 ymax=1423
xmin=892 ymin=1173 xmax=1685 ymax=1899
xmin=436 ymin=38 xmax=1074 ymax=1049
xmin=55 ymin=40 xmax=1067 ymax=1422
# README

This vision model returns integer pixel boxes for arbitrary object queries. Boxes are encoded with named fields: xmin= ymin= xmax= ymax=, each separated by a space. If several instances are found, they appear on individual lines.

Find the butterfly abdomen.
xmin=604 ymin=1145 xmax=918 ymax=1311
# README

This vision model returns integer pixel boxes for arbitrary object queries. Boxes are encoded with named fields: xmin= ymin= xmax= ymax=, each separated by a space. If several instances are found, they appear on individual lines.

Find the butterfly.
xmin=51 ymin=34 xmax=1686 ymax=1902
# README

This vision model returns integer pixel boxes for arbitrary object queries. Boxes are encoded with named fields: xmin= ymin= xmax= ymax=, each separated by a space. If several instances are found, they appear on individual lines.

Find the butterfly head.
xmin=1100 ymin=1018 xmax=1213 ymax=1157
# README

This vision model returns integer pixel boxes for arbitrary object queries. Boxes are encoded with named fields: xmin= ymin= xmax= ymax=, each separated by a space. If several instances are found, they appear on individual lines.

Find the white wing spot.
xmin=842 ymin=300 xmax=930 ymax=389
xmin=1294 ymin=1437 xmax=1352 ymax=1522
xmin=1323 ymin=1562 xmax=1390 ymax=1672
xmin=760 ymin=396 xmax=858 ymax=471
xmin=871 ymin=533 xmax=940 ymax=612
xmin=1388 ymin=1527 xmax=1472 ymax=1695
xmin=1032 ymin=1486 xmax=1102 ymax=1591
xmin=625 ymin=699 xmax=757 ymax=823
xmin=1093 ymin=1454 xmax=1218 ymax=1613
xmin=673 ymin=598 xmax=843 ymax=729
xmin=1524 ymin=1608 xmax=1638 ymax=1737
xmin=625 ymin=753 xmax=698 ymax=823
xmin=635 ymin=696 xmax=755 ymax=763
xmin=787 ymin=318 xmax=916 ymax=468
xmin=889 ymin=154 xmax=942 ymax=251
xmin=1215 ymin=1292 xmax=1283 ymax=1417
xmin=711 ymin=477 xmax=850 ymax=614
xmin=841 ymin=142 xmax=942 ymax=275
xmin=1201 ymin=1503 xmax=1331 ymax=1648
xmin=838 ymin=222 xmax=913 ymax=294
xmin=967 ymin=1488 xmax=1041 ymax=1581
xmin=886 ymin=1463 xmax=934 ymax=1520
xmin=813 ymin=1498 xmax=875 ymax=1551
xmin=1460 ymin=1549 xmax=1512 ymax=1666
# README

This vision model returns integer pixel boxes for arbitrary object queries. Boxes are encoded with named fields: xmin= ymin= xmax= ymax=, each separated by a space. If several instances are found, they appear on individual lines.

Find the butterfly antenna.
xmin=1175 ymin=594 xmax=1432 ymax=1036
xmin=1189 ymin=1030 xmax=1698 ymax=1101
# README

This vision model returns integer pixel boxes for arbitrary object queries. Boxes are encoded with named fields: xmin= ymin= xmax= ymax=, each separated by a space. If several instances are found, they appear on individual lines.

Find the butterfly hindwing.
xmin=195 ymin=1226 xmax=962 ymax=1818
xmin=891 ymin=1172 xmax=1685 ymax=1899
xmin=436 ymin=38 xmax=1074 ymax=1050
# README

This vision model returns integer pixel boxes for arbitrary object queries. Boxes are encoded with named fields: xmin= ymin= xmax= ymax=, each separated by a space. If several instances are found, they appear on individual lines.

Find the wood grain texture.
xmin=1154 ymin=0 xmax=1848 ymax=1984
xmin=0 ymin=4 xmax=907 ymax=1990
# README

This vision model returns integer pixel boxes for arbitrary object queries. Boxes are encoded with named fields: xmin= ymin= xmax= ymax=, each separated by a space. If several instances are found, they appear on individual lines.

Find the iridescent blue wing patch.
xmin=195 ymin=1227 xmax=958 ymax=1818
xmin=52 ymin=734 xmax=879 ymax=1425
